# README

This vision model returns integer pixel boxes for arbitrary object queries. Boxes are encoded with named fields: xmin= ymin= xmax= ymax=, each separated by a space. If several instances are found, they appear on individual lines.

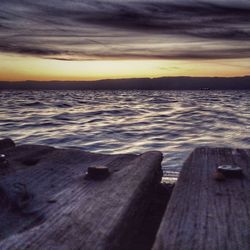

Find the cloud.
xmin=0 ymin=0 xmax=250 ymax=60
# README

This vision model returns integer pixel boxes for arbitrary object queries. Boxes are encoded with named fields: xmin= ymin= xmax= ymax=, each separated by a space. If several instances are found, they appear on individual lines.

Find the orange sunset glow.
xmin=0 ymin=54 xmax=249 ymax=81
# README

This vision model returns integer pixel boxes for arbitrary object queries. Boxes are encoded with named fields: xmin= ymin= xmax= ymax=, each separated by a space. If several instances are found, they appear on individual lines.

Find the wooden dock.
xmin=153 ymin=147 xmax=250 ymax=250
xmin=0 ymin=139 xmax=163 ymax=250
xmin=2 ymin=140 xmax=250 ymax=250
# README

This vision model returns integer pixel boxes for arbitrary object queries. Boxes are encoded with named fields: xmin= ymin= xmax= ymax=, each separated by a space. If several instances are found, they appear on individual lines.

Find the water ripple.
xmin=0 ymin=90 xmax=249 ymax=178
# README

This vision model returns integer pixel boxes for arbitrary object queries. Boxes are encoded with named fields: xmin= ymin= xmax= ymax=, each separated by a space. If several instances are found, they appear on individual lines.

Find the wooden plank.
xmin=0 ymin=142 xmax=163 ymax=250
xmin=153 ymin=147 xmax=250 ymax=250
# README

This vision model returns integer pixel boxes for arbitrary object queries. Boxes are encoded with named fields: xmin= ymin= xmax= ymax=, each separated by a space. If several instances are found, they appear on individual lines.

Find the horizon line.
xmin=1 ymin=75 xmax=250 ymax=83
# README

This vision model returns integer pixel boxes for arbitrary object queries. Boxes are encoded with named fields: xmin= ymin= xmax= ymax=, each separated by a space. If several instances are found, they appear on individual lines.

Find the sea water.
xmin=0 ymin=90 xmax=249 ymax=181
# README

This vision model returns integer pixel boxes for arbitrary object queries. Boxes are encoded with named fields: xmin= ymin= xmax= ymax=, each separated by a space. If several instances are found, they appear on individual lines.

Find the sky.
xmin=0 ymin=0 xmax=250 ymax=81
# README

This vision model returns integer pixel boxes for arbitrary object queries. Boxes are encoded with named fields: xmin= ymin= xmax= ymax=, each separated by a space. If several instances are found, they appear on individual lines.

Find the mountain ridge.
xmin=0 ymin=76 xmax=249 ymax=90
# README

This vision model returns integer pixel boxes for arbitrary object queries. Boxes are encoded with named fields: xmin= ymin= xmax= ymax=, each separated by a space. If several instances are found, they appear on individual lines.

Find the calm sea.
xmin=0 ymin=90 xmax=249 ymax=181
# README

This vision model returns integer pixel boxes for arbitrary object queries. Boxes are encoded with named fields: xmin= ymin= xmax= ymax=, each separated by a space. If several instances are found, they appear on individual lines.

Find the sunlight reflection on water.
xmin=0 ymin=90 xmax=249 ymax=180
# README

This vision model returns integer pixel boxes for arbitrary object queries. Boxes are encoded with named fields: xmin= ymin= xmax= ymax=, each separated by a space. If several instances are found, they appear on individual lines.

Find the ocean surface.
xmin=0 ymin=90 xmax=249 ymax=181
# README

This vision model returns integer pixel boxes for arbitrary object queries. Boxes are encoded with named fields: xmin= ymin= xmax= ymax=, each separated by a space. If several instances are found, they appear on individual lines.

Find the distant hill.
xmin=0 ymin=76 xmax=249 ymax=90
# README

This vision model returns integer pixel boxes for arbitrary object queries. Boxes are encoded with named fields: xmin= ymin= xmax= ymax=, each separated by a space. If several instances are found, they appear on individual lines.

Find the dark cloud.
xmin=0 ymin=43 xmax=61 ymax=56
xmin=0 ymin=0 xmax=250 ymax=60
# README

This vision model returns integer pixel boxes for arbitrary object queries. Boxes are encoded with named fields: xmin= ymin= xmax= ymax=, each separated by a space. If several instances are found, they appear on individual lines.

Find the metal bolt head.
xmin=85 ymin=166 xmax=110 ymax=180
xmin=217 ymin=164 xmax=243 ymax=178
xmin=0 ymin=154 xmax=9 ymax=167
xmin=0 ymin=154 xmax=6 ymax=162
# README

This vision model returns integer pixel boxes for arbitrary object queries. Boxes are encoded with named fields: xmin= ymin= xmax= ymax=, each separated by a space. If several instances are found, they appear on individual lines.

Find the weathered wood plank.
xmin=153 ymin=147 xmax=250 ymax=250
xmin=0 ymin=143 xmax=163 ymax=250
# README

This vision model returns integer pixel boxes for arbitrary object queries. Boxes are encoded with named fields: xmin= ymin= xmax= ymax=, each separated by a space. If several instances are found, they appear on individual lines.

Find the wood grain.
xmin=153 ymin=147 xmax=250 ymax=250
xmin=0 ymin=143 xmax=163 ymax=250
